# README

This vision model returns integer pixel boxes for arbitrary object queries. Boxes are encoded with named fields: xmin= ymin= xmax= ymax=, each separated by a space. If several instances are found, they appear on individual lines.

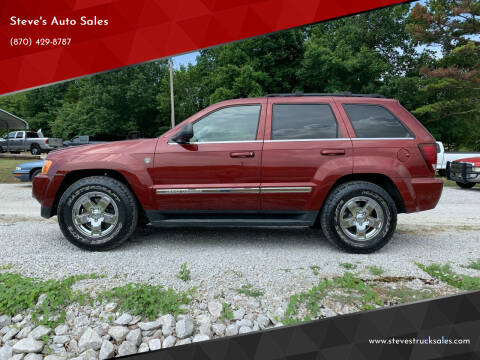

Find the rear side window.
xmin=272 ymin=104 xmax=339 ymax=140
xmin=343 ymin=104 xmax=413 ymax=138
xmin=27 ymin=132 xmax=38 ymax=138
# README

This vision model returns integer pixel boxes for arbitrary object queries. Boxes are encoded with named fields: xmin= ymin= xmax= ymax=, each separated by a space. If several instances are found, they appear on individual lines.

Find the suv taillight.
xmin=419 ymin=143 xmax=437 ymax=172
xmin=45 ymin=139 xmax=49 ymax=144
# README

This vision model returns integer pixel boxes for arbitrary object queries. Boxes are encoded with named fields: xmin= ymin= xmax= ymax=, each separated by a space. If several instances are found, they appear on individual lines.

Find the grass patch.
xmin=283 ymin=272 xmax=383 ymax=325
xmin=417 ymin=263 xmax=480 ymax=290
xmin=235 ymin=283 xmax=264 ymax=298
xmin=310 ymin=265 xmax=320 ymax=276
xmin=368 ymin=266 xmax=384 ymax=276
xmin=0 ymin=159 xmax=25 ymax=183
xmin=437 ymin=176 xmax=457 ymax=187
xmin=99 ymin=283 xmax=192 ymax=320
xmin=0 ymin=272 xmax=100 ymax=327
xmin=220 ymin=303 xmax=234 ymax=321
xmin=177 ymin=262 xmax=191 ymax=282
xmin=340 ymin=262 xmax=357 ymax=270
xmin=0 ymin=271 xmax=193 ymax=326
xmin=463 ymin=259 xmax=480 ymax=271
xmin=387 ymin=287 xmax=438 ymax=304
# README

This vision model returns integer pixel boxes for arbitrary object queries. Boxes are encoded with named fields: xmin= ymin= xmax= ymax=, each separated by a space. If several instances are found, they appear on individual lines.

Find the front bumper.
xmin=32 ymin=173 xmax=64 ymax=218
xmin=446 ymin=161 xmax=480 ymax=184
xmin=12 ymin=171 xmax=30 ymax=182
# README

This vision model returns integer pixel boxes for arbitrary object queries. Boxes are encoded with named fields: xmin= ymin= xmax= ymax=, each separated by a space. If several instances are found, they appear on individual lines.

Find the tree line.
xmin=0 ymin=0 xmax=478 ymax=150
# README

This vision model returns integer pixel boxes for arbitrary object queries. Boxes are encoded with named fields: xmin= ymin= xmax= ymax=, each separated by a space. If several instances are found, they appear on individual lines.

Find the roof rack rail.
xmin=266 ymin=91 xmax=386 ymax=98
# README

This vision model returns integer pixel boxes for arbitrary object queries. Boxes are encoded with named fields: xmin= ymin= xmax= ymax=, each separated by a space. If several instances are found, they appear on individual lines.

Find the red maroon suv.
xmin=32 ymin=94 xmax=443 ymax=253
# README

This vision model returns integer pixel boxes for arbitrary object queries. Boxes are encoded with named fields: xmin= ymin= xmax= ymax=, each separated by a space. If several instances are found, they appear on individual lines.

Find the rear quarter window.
xmin=343 ymin=104 xmax=413 ymax=138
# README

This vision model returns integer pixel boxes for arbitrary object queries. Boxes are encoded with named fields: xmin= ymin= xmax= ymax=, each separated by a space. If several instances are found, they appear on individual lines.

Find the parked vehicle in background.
xmin=436 ymin=141 xmax=480 ymax=176
xmin=12 ymin=160 xmax=45 ymax=182
xmin=0 ymin=130 xmax=63 ymax=155
xmin=33 ymin=94 xmax=443 ymax=253
xmin=63 ymin=135 xmax=107 ymax=147
xmin=446 ymin=157 xmax=480 ymax=189
xmin=63 ymin=134 xmax=133 ymax=147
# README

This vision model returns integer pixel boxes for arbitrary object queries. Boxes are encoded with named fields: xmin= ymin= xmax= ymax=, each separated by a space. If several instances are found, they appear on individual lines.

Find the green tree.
xmin=52 ymin=62 xmax=168 ymax=139
xmin=406 ymin=0 xmax=480 ymax=149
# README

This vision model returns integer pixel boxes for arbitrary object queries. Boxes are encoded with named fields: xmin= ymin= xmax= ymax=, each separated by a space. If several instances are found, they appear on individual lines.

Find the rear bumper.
xmin=410 ymin=177 xmax=443 ymax=212
xmin=395 ymin=177 xmax=443 ymax=213
xmin=32 ymin=174 xmax=64 ymax=218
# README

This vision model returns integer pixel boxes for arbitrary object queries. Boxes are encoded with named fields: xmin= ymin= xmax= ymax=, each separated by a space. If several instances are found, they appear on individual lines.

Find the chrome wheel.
xmin=72 ymin=192 xmax=119 ymax=238
xmin=338 ymin=196 xmax=384 ymax=241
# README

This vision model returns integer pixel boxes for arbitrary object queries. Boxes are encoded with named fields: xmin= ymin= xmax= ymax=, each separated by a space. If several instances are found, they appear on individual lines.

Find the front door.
xmin=11 ymin=132 xmax=24 ymax=151
xmin=151 ymin=101 xmax=266 ymax=211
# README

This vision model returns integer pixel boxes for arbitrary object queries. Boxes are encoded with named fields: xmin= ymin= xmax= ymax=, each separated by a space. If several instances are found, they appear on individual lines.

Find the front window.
xmin=191 ymin=105 xmax=261 ymax=143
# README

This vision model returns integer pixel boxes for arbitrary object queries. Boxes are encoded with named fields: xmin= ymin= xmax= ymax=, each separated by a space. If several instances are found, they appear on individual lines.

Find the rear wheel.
xmin=0 ymin=146 xmax=3 ymax=153
xmin=456 ymin=182 xmax=476 ymax=189
xmin=320 ymin=181 xmax=397 ymax=253
xmin=57 ymin=176 xmax=138 ymax=251
xmin=31 ymin=144 xmax=42 ymax=155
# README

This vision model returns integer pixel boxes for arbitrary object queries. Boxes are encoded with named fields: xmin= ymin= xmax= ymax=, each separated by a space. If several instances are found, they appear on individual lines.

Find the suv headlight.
xmin=41 ymin=160 xmax=53 ymax=175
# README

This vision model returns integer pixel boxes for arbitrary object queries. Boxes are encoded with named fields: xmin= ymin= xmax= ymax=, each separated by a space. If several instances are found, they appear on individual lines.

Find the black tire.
xmin=320 ymin=181 xmax=397 ymax=254
xmin=0 ymin=146 xmax=3 ymax=153
xmin=456 ymin=182 xmax=476 ymax=189
xmin=31 ymin=144 xmax=42 ymax=155
xmin=30 ymin=169 xmax=41 ymax=181
xmin=57 ymin=176 xmax=138 ymax=251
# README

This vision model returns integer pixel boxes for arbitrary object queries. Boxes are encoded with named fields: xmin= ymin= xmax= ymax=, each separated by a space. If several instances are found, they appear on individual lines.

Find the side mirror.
xmin=171 ymin=123 xmax=194 ymax=144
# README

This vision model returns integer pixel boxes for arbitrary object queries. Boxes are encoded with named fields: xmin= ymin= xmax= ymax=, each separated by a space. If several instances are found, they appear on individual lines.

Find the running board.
xmin=145 ymin=210 xmax=317 ymax=227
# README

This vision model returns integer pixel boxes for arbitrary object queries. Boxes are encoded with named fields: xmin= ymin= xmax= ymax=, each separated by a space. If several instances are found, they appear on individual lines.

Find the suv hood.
xmin=47 ymin=138 xmax=158 ymax=159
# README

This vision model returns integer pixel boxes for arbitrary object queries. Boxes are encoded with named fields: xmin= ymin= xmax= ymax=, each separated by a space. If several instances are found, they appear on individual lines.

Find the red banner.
xmin=0 ymin=0 xmax=410 ymax=95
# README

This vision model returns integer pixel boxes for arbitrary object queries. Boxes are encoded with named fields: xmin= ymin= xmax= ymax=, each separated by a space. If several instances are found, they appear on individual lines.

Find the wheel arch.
xmin=50 ymin=169 xmax=148 ymax=223
xmin=29 ymin=167 xmax=42 ymax=181
xmin=321 ymin=173 xmax=406 ymax=215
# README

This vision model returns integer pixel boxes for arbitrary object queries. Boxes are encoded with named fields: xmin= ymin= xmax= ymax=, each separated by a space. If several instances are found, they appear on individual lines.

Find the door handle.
xmin=321 ymin=149 xmax=345 ymax=156
xmin=230 ymin=151 xmax=255 ymax=158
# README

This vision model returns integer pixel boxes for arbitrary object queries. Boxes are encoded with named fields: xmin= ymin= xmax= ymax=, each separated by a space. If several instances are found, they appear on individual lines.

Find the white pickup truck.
xmin=0 ymin=130 xmax=63 ymax=155
xmin=436 ymin=141 xmax=480 ymax=176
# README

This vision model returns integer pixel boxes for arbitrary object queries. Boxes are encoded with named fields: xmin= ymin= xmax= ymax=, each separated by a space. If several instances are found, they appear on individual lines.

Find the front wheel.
xmin=320 ymin=181 xmax=397 ymax=253
xmin=57 ymin=176 xmax=138 ymax=251
xmin=456 ymin=182 xmax=476 ymax=189
xmin=30 ymin=169 xmax=41 ymax=181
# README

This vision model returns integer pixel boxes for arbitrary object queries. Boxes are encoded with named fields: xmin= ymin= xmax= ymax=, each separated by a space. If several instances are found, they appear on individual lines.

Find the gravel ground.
xmin=1 ymin=183 xmax=479 ymax=358
xmin=0 ymin=183 xmax=479 ymax=301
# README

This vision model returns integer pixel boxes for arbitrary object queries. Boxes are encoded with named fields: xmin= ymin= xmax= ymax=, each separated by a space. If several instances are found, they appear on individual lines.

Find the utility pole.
xmin=169 ymin=58 xmax=175 ymax=129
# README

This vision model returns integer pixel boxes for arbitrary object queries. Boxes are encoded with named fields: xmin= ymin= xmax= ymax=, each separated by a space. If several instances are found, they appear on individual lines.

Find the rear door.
xmin=260 ymin=97 xmax=353 ymax=211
